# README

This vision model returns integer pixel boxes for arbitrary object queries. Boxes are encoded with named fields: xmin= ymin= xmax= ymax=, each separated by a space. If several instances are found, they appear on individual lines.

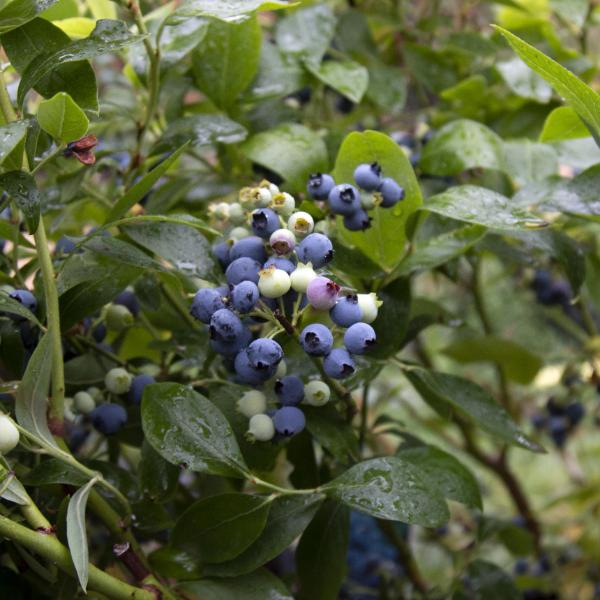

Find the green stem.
xmin=0 ymin=514 xmax=155 ymax=600
xmin=0 ymin=68 xmax=17 ymax=121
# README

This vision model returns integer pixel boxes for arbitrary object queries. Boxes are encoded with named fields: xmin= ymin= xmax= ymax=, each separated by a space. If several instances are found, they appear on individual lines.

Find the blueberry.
xmin=0 ymin=414 xmax=20 ymax=454
xmin=565 ymin=402 xmax=585 ymax=426
xmin=55 ymin=236 xmax=77 ymax=255
xmin=296 ymin=233 xmax=334 ymax=269
xmin=230 ymin=236 xmax=267 ymax=263
xmin=354 ymin=163 xmax=382 ymax=191
xmin=378 ymin=177 xmax=405 ymax=208
xmin=344 ymin=209 xmax=371 ymax=231
xmin=328 ymin=184 xmax=361 ymax=216
xmin=273 ymin=406 xmax=306 ymax=436
xmin=323 ymin=348 xmax=356 ymax=379
xmin=264 ymin=256 xmax=296 ymax=275
xmin=9 ymin=289 xmax=37 ymax=313
xmin=330 ymin=294 xmax=363 ymax=327
xmin=92 ymin=322 xmax=107 ymax=343
xmin=234 ymin=349 xmax=275 ymax=385
xmin=128 ymin=373 xmax=155 ymax=405
xmin=548 ymin=416 xmax=568 ymax=447
xmin=105 ymin=368 xmax=133 ymax=395
xmin=210 ymin=326 xmax=252 ymax=357
xmin=531 ymin=413 xmax=546 ymax=430
xmin=344 ymin=322 xmax=376 ymax=354
xmin=392 ymin=131 xmax=416 ymax=149
xmin=247 ymin=338 xmax=283 ymax=370
xmin=306 ymin=276 xmax=340 ymax=311
xmin=275 ymin=375 xmax=304 ymax=406
xmin=114 ymin=290 xmax=140 ymax=317
xmin=514 ymin=559 xmax=529 ymax=575
xmin=307 ymin=173 xmax=335 ymax=200
xmin=209 ymin=309 xmax=244 ymax=342
xmin=300 ymin=323 xmax=334 ymax=356
xmin=247 ymin=413 xmax=275 ymax=441
xmin=190 ymin=288 xmax=227 ymax=323
xmin=74 ymin=391 xmax=96 ymax=414
xmin=106 ymin=304 xmax=134 ymax=331
xmin=90 ymin=404 xmax=128 ymax=435
xmin=231 ymin=281 xmax=260 ymax=313
xmin=212 ymin=241 xmax=231 ymax=269
xmin=225 ymin=257 xmax=262 ymax=285
xmin=251 ymin=208 xmax=280 ymax=239
xmin=546 ymin=397 xmax=565 ymax=417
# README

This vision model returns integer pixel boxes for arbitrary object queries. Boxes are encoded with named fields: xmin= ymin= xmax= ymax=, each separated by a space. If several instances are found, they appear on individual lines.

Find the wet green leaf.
xmin=539 ymin=106 xmax=589 ymax=142
xmin=37 ymin=92 xmax=89 ymax=143
xmin=0 ymin=0 xmax=61 ymax=35
xmin=0 ymin=170 xmax=41 ymax=233
xmin=173 ymin=0 xmax=294 ymax=23
xmin=306 ymin=59 xmax=368 ymax=103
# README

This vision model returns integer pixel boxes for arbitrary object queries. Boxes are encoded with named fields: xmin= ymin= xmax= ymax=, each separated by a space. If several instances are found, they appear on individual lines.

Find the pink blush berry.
xmin=306 ymin=276 xmax=340 ymax=310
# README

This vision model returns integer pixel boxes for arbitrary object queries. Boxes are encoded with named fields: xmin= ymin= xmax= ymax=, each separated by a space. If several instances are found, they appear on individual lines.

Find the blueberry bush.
xmin=0 ymin=0 xmax=600 ymax=598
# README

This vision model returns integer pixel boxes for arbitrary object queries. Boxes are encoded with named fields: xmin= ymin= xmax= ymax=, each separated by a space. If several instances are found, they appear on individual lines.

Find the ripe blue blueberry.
xmin=9 ymin=289 xmax=37 ymax=313
xmin=275 ymin=375 xmax=304 ymax=406
xmin=323 ymin=348 xmax=356 ymax=379
xmin=230 ymin=236 xmax=267 ymax=263
xmin=273 ymin=406 xmax=306 ymax=436
xmin=296 ymin=233 xmax=334 ymax=269
xmin=548 ymin=416 xmax=568 ymax=447
xmin=378 ymin=177 xmax=405 ymax=208
xmin=300 ymin=323 xmax=334 ymax=356
xmin=55 ymin=236 xmax=77 ymax=255
xmin=128 ymin=373 xmax=155 ymax=405
xmin=190 ymin=288 xmax=227 ymax=323
xmin=114 ymin=290 xmax=140 ymax=317
xmin=251 ymin=208 xmax=280 ymax=239
xmin=328 ymin=184 xmax=361 ymax=216
xmin=354 ymin=162 xmax=382 ymax=191
xmin=343 ymin=209 xmax=371 ymax=231
xmin=330 ymin=294 xmax=363 ymax=327
xmin=231 ymin=281 xmax=260 ymax=313
xmin=91 ymin=404 xmax=128 ymax=435
xmin=565 ymin=402 xmax=584 ymax=426
xmin=225 ymin=257 xmax=262 ymax=285
xmin=210 ymin=326 xmax=252 ymax=357
xmin=307 ymin=173 xmax=335 ymax=200
xmin=212 ymin=241 xmax=231 ymax=269
xmin=344 ymin=322 xmax=376 ymax=354
xmin=247 ymin=338 xmax=283 ymax=370
xmin=209 ymin=308 xmax=244 ymax=343
xmin=264 ymin=256 xmax=296 ymax=275
xmin=234 ymin=349 xmax=275 ymax=385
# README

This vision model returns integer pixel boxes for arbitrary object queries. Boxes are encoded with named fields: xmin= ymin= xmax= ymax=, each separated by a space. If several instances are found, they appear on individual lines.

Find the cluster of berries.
xmin=192 ymin=181 xmax=381 ymax=441
xmin=306 ymin=162 xmax=405 ymax=232
xmin=531 ymin=397 xmax=584 ymax=448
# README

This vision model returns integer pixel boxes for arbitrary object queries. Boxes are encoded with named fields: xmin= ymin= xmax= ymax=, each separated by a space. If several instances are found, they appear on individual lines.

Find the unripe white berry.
xmin=290 ymin=262 xmax=318 ymax=293
xmin=106 ymin=304 xmax=133 ymax=332
xmin=74 ymin=391 xmax=96 ymax=415
xmin=360 ymin=192 xmax=376 ymax=210
xmin=105 ymin=368 xmax=133 ymax=395
xmin=258 ymin=265 xmax=291 ymax=298
xmin=0 ymin=415 xmax=19 ymax=454
xmin=210 ymin=202 xmax=230 ymax=220
xmin=269 ymin=228 xmax=296 ymax=255
xmin=275 ymin=360 xmax=287 ymax=378
xmin=271 ymin=192 xmax=295 ymax=217
xmin=287 ymin=211 xmax=314 ymax=237
xmin=86 ymin=386 xmax=103 ymax=401
xmin=228 ymin=226 xmax=250 ymax=242
xmin=228 ymin=203 xmax=245 ymax=225
xmin=237 ymin=390 xmax=267 ymax=418
xmin=259 ymin=180 xmax=279 ymax=197
xmin=247 ymin=414 xmax=275 ymax=442
xmin=357 ymin=293 xmax=382 ymax=324
xmin=313 ymin=219 xmax=331 ymax=236
xmin=304 ymin=381 xmax=331 ymax=406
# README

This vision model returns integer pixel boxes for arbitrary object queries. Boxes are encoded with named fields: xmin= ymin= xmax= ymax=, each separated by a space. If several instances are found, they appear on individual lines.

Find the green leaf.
xmin=204 ymin=494 xmax=324 ymax=577
xmin=172 ymin=0 xmax=294 ymax=23
xmin=0 ymin=464 xmax=29 ymax=505
xmin=192 ymin=16 xmax=261 ymax=110
xmin=0 ymin=291 xmax=43 ymax=328
xmin=306 ymin=59 xmax=369 ymax=103
xmin=303 ymin=406 xmax=359 ymax=464
xmin=15 ymin=333 xmax=58 ymax=448
xmin=172 ymin=493 xmax=272 ymax=563
xmin=455 ymin=560 xmax=520 ymax=599
xmin=105 ymin=142 xmax=189 ymax=223
xmin=422 ymin=186 xmax=547 ymax=230
xmin=366 ymin=61 xmax=407 ymax=114
xmin=403 ymin=43 xmax=458 ymax=93
xmin=397 ymin=444 xmax=482 ymax=509
xmin=17 ymin=19 xmax=145 ymax=108
xmin=140 ymin=441 xmax=179 ymax=501
xmin=442 ymin=335 xmax=543 ymax=384
xmin=296 ymin=501 xmax=349 ymax=600
xmin=22 ymin=458 xmax=89 ymax=487
xmin=502 ymin=139 xmax=558 ymax=187
xmin=36 ymin=92 xmax=89 ymax=143
xmin=405 ymin=367 xmax=544 ymax=452
xmin=157 ymin=16 xmax=209 ymax=69
xmin=241 ymin=123 xmax=328 ymax=192
xmin=332 ymin=131 xmax=423 ymax=270
xmin=539 ymin=106 xmax=589 ymax=142
xmin=66 ymin=477 xmax=97 ymax=592
xmin=0 ymin=121 xmax=28 ymax=165
xmin=2 ymin=18 xmax=97 ymax=111
xmin=494 ymin=26 xmax=600 ymax=146
xmin=275 ymin=4 xmax=336 ymax=67
xmin=0 ymin=0 xmax=61 ymax=34
xmin=420 ymin=119 xmax=505 ymax=176
xmin=180 ymin=570 xmax=293 ymax=600
xmin=393 ymin=224 xmax=487 ymax=278
xmin=142 ymin=382 xmax=248 ymax=478
xmin=122 ymin=220 xmax=215 ymax=279
xmin=496 ymin=57 xmax=552 ymax=103
xmin=0 ymin=171 xmax=41 ymax=234
xmin=322 ymin=457 xmax=449 ymax=527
